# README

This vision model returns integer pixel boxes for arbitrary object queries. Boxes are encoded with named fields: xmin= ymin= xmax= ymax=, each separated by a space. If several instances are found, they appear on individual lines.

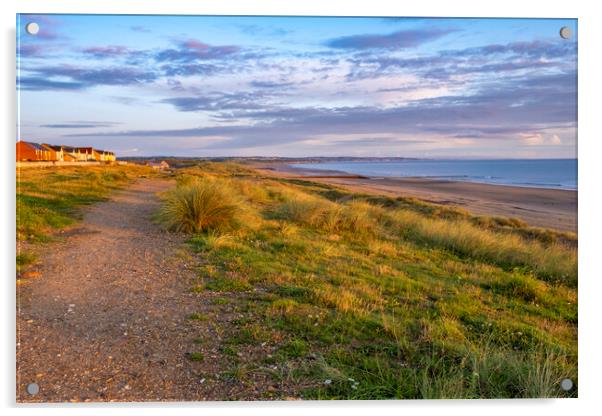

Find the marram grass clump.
xmin=388 ymin=209 xmax=577 ymax=286
xmin=157 ymin=176 xmax=243 ymax=233
xmin=275 ymin=192 xmax=382 ymax=236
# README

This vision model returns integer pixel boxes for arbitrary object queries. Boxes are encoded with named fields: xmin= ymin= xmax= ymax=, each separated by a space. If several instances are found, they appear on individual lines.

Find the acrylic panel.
xmin=16 ymin=14 xmax=578 ymax=402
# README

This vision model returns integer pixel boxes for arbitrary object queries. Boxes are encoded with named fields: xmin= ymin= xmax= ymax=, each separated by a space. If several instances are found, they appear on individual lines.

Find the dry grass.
xmin=276 ymin=192 xmax=381 ymax=236
xmin=389 ymin=210 xmax=577 ymax=286
xmin=157 ymin=176 xmax=243 ymax=233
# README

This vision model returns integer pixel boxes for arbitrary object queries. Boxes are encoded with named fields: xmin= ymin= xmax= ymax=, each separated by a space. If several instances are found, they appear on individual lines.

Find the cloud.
xmin=72 ymin=68 xmax=575 ymax=152
xmin=345 ymin=39 xmax=576 ymax=81
xmin=19 ymin=77 xmax=86 ymax=91
xmin=441 ymin=40 xmax=576 ymax=59
xmin=249 ymin=80 xmax=297 ymax=89
xmin=82 ymin=45 xmax=130 ymax=58
xmin=519 ymin=132 xmax=564 ymax=146
xmin=312 ymin=136 xmax=433 ymax=147
xmin=21 ymin=65 xmax=158 ymax=90
xmin=238 ymin=24 xmax=291 ymax=37
xmin=161 ymin=92 xmax=267 ymax=112
xmin=40 ymin=121 xmax=121 ymax=128
xmin=160 ymin=63 xmax=220 ymax=77
xmin=18 ymin=44 xmax=45 ymax=58
xmin=131 ymin=25 xmax=151 ymax=33
xmin=155 ymin=39 xmax=240 ymax=62
xmin=325 ymin=28 xmax=456 ymax=50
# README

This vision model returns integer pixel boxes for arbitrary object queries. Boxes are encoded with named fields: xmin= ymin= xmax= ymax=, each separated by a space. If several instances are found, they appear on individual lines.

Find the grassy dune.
xmin=159 ymin=162 xmax=578 ymax=399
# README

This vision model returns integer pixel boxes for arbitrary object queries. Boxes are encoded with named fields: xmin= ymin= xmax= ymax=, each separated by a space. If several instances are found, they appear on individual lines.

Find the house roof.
xmin=76 ymin=147 xmax=94 ymax=153
xmin=43 ymin=144 xmax=64 ymax=151
xmin=20 ymin=141 xmax=46 ymax=151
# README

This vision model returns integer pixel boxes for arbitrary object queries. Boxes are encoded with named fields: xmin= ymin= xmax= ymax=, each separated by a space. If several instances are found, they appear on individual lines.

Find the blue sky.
xmin=17 ymin=14 xmax=577 ymax=158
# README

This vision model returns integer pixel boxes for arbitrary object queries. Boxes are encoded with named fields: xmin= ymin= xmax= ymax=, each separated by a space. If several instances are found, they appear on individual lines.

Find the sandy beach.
xmin=255 ymin=163 xmax=577 ymax=233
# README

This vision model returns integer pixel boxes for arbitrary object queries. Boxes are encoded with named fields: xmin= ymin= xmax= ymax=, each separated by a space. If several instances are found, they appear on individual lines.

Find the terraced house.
xmin=16 ymin=141 xmax=55 ymax=161
xmin=43 ymin=144 xmax=65 ymax=161
xmin=16 ymin=141 xmax=117 ymax=162
xmin=94 ymin=149 xmax=116 ymax=162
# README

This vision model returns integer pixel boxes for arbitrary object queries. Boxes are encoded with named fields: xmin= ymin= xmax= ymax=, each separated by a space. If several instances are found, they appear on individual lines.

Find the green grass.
xmin=16 ymin=252 xmax=37 ymax=274
xmin=161 ymin=162 xmax=578 ymax=399
xmin=17 ymin=164 xmax=154 ymax=242
xmin=188 ymin=312 xmax=209 ymax=321
xmin=16 ymin=164 xmax=155 ymax=275
xmin=189 ymin=352 xmax=205 ymax=362
xmin=278 ymin=338 xmax=310 ymax=358
xmin=389 ymin=210 xmax=577 ymax=287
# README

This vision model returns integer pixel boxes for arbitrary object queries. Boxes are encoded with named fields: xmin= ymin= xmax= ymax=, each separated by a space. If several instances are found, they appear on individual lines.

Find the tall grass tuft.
xmin=389 ymin=210 xmax=577 ymax=286
xmin=276 ymin=192 xmax=381 ymax=236
xmin=157 ymin=176 xmax=243 ymax=233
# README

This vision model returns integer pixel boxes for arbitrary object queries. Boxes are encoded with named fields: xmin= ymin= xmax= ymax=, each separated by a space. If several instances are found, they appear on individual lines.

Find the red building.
xmin=16 ymin=141 xmax=56 ymax=161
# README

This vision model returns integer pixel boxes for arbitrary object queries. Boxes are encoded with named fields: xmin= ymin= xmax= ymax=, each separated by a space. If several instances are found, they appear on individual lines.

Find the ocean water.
xmin=291 ymin=159 xmax=577 ymax=190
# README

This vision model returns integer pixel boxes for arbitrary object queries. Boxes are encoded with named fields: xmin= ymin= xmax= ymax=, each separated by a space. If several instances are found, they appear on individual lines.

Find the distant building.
xmin=146 ymin=160 xmax=170 ymax=170
xmin=16 ymin=141 xmax=117 ymax=163
xmin=104 ymin=151 xmax=116 ymax=162
xmin=75 ymin=147 xmax=97 ymax=161
xmin=60 ymin=146 xmax=87 ymax=162
xmin=95 ymin=149 xmax=116 ymax=162
xmin=43 ymin=144 xmax=65 ymax=161
xmin=91 ymin=149 xmax=103 ymax=161
xmin=16 ymin=141 xmax=55 ymax=161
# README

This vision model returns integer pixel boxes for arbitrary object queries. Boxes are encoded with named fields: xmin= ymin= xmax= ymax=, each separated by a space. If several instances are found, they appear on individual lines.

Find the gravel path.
xmin=17 ymin=178 xmax=230 ymax=402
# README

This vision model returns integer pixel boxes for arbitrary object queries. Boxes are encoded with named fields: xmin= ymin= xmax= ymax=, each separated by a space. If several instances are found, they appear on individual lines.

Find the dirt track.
xmin=16 ymin=178 xmax=251 ymax=402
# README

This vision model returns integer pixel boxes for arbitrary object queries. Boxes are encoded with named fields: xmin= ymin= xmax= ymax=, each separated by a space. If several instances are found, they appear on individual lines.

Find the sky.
xmin=17 ymin=14 xmax=577 ymax=158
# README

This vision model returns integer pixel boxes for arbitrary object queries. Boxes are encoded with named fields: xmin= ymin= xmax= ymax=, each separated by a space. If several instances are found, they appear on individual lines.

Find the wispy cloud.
xmin=160 ymin=63 xmax=220 ymax=77
xmin=155 ymin=39 xmax=240 ymax=62
xmin=72 ymin=70 xmax=576 ymax=152
xmin=19 ymin=77 xmax=86 ymax=91
xmin=130 ymin=25 xmax=151 ymax=33
xmin=40 ymin=121 xmax=122 ymax=128
xmin=238 ymin=24 xmax=291 ymax=37
xmin=441 ymin=40 xmax=576 ymax=59
xmin=249 ymin=80 xmax=297 ymax=89
xmin=161 ymin=92 xmax=269 ymax=112
xmin=20 ymin=65 xmax=158 ymax=91
xmin=17 ymin=44 xmax=45 ymax=58
xmin=345 ymin=39 xmax=576 ymax=81
xmin=326 ymin=28 xmax=456 ymax=50
xmin=82 ymin=45 xmax=131 ymax=58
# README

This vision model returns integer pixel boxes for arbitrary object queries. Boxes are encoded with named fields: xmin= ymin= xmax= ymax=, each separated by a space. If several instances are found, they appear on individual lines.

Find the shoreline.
xmin=286 ymin=161 xmax=577 ymax=191
xmin=253 ymin=162 xmax=577 ymax=233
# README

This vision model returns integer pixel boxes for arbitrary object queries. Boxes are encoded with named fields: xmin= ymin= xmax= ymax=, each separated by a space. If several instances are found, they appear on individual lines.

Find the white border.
xmin=2 ymin=1 xmax=600 ymax=415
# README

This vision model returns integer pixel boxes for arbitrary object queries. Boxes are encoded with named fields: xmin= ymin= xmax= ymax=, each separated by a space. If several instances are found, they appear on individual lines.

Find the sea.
xmin=290 ymin=159 xmax=577 ymax=190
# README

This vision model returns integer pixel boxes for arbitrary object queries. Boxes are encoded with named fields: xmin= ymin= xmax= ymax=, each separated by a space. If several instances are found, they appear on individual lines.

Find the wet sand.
xmin=255 ymin=163 xmax=577 ymax=233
